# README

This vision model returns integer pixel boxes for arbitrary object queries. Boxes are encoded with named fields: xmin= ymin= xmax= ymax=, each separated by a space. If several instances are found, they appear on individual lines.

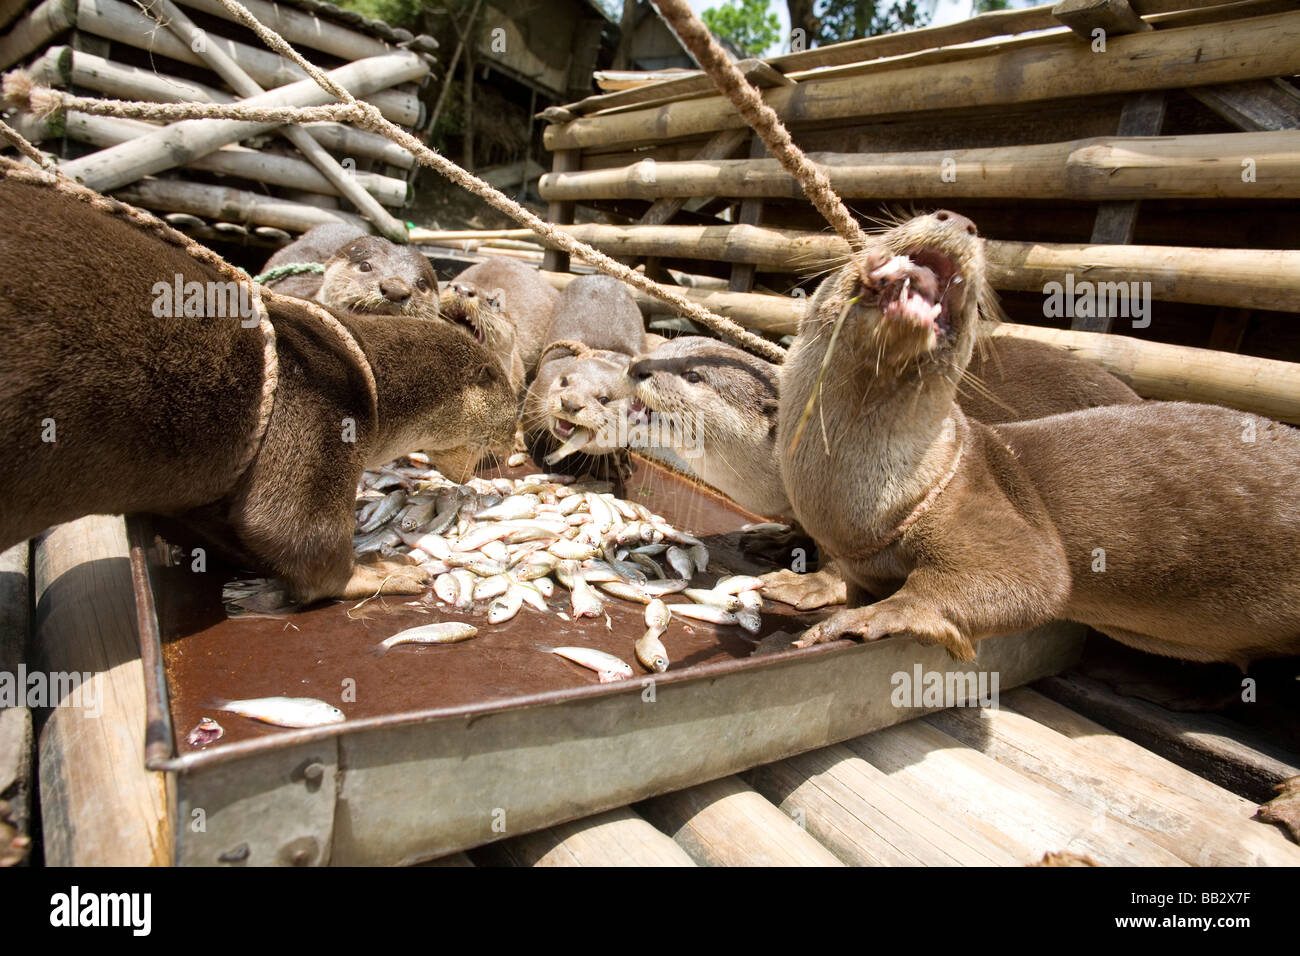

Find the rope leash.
xmin=254 ymin=262 xmax=326 ymax=284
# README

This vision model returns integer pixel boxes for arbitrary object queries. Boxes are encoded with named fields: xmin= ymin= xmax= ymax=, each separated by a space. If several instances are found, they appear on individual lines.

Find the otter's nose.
xmin=560 ymin=395 xmax=585 ymax=415
xmin=453 ymin=283 xmax=475 ymax=298
xmin=629 ymin=359 xmax=652 ymax=381
xmin=932 ymin=209 xmax=977 ymax=237
xmin=380 ymin=278 xmax=412 ymax=303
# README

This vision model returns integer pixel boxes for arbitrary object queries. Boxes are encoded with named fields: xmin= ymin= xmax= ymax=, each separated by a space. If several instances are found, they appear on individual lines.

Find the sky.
xmin=683 ymin=0 xmax=978 ymax=56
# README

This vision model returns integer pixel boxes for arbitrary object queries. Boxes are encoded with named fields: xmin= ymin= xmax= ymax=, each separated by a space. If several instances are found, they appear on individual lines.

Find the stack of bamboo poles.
xmin=0 ymin=0 xmax=437 ymax=243
xmin=522 ymin=0 xmax=1300 ymax=421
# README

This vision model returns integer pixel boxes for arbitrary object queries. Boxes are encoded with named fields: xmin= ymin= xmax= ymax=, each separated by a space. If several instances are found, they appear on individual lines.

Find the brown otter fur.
xmin=439 ymin=281 xmax=526 ymax=396
xmin=522 ymin=275 xmax=646 ymax=476
xmin=260 ymin=223 xmax=441 ymax=319
xmin=448 ymin=258 xmax=560 ymax=378
xmin=628 ymin=334 xmax=1140 ymax=520
xmin=0 ymin=161 xmax=515 ymax=603
xmin=782 ymin=210 xmax=1300 ymax=667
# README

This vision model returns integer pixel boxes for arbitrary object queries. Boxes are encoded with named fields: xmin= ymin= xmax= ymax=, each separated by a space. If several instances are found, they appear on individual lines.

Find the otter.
xmin=627 ymin=334 xmax=1141 ymax=520
xmin=438 ymin=281 xmax=526 ymax=396
xmin=446 ymin=258 xmax=561 ymax=378
xmin=0 ymin=160 xmax=516 ymax=603
xmin=259 ymin=222 xmax=442 ymax=320
xmin=780 ymin=210 xmax=1300 ymax=667
xmin=522 ymin=275 xmax=646 ymax=476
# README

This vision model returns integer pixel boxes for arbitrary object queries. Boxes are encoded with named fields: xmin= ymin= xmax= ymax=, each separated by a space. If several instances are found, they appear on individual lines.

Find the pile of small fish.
xmin=351 ymin=455 xmax=767 ymax=676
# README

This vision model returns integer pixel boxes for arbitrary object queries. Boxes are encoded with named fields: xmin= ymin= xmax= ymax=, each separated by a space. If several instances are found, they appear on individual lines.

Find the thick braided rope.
xmin=651 ymin=0 xmax=868 ymax=256
xmin=0 ymin=117 xmax=54 ymax=168
xmin=0 ymin=150 xmax=282 ymax=486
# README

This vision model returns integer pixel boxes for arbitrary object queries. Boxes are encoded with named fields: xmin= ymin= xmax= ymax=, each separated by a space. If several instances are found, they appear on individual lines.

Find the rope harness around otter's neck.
xmin=254 ymin=262 xmax=325 ymax=285
xmin=824 ymin=412 xmax=967 ymax=563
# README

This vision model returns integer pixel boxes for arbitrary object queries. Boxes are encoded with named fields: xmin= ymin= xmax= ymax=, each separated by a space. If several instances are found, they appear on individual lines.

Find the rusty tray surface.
xmin=131 ymin=455 xmax=1086 ymax=865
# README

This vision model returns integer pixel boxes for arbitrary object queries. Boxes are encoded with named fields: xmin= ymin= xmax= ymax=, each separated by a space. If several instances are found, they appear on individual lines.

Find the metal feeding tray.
xmin=130 ymin=455 xmax=1085 ymax=866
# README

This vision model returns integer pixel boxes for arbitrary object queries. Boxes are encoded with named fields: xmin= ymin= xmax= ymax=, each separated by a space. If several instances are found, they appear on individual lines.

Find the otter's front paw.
xmin=341 ymin=562 xmax=432 ymax=600
xmin=794 ymin=600 xmax=975 ymax=660
xmin=759 ymin=568 xmax=846 ymax=610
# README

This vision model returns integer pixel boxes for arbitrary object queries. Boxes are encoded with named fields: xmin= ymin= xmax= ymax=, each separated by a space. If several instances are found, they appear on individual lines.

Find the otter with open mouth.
xmin=782 ymin=210 xmax=1300 ymax=667
xmin=438 ymin=281 xmax=525 ymax=396
xmin=522 ymin=275 xmax=646 ymax=477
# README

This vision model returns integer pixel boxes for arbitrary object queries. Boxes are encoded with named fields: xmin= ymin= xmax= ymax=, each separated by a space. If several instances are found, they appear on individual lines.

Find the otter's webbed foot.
xmin=758 ymin=568 xmax=846 ymax=610
xmin=794 ymin=596 xmax=976 ymax=661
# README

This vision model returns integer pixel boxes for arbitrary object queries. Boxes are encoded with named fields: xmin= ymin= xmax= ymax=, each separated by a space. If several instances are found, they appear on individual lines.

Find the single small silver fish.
xmin=635 ymin=629 xmax=670 ymax=674
xmin=369 ymin=621 xmax=478 ymax=657
xmin=597 ymin=580 xmax=651 ymax=604
xmin=666 ymin=603 xmax=739 ymax=626
xmin=474 ymin=574 xmax=511 ymax=601
xmin=488 ymin=588 xmax=524 ymax=623
xmin=644 ymin=599 xmax=672 ymax=632
xmin=684 ymin=588 xmax=742 ymax=612
xmin=547 ymin=646 xmax=633 ymax=683
xmin=666 ymin=546 xmax=694 ymax=580
xmin=545 ymin=427 xmax=594 ymax=465
xmin=212 ymin=696 xmax=345 ymax=728
xmin=715 ymin=575 xmax=764 ymax=595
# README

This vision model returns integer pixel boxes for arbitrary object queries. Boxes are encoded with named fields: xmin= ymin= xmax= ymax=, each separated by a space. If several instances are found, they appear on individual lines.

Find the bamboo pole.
xmin=140 ymin=0 xmax=407 ymax=241
xmin=60 ymin=52 xmax=428 ymax=192
xmin=539 ymin=130 xmax=1300 ymax=202
xmin=113 ymin=178 xmax=372 ymax=233
xmin=0 ymin=0 xmax=75 ymax=71
xmin=544 ymin=9 xmax=1300 ymax=151
xmin=15 ymin=110 xmax=408 ymax=205
xmin=178 ymin=0 xmax=395 ymax=62
xmin=34 ymin=516 xmax=170 ymax=866
xmin=25 ymin=46 xmax=417 ymax=168
xmin=539 ymin=223 xmax=1300 ymax=314
xmin=74 ymin=0 xmax=422 ymax=126
xmin=989 ymin=324 xmax=1300 ymax=424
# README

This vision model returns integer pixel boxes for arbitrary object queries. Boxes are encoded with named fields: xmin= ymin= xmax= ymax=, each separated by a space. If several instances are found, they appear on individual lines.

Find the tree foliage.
xmin=789 ymin=0 xmax=931 ymax=49
xmin=702 ymin=0 xmax=784 ymax=55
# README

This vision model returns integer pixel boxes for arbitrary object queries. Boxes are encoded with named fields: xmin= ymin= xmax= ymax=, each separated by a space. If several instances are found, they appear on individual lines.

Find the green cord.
xmin=253 ymin=261 xmax=326 ymax=285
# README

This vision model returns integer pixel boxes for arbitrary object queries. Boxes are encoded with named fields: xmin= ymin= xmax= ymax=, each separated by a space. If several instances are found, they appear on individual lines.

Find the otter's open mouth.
xmin=626 ymin=398 xmax=651 ymax=425
xmin=552 ymin=416 xmax=577 ymax=439
xmin=866 ymin=247 xmax=963 ymax=342
xmin=440 ymin=305 xmax=486 ymax=343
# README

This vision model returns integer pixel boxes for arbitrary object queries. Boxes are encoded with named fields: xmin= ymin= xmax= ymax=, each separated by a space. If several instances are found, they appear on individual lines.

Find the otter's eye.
xmin=598 ymin=396 xmax=609 ymax=406
xmin=358 ymin=261 xmax=372 ymax=273
xmin=560 ymin=377 xmax=568 ymax=387
xmin=416 ymin=279 xmax=430 ymax=292
xmin=683 ymin=371 xmax=702 ymax=384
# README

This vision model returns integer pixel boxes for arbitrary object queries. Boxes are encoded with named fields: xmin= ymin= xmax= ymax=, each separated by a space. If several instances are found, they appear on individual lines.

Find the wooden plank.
xmin=34 ymin=516 xmax=170 ymax=866
xmin=1081 ymin=90 xmax=1167 ymax=332
xmin=1193 ymin=78 xmax=1300 ymax=132
xmin=1053 ymin=0 xmax=1149 ymax=37
xmin=540 ymin=149 xmax=580 ymax=273
xmin=638 ymin=128 xmax=749 ymax=227
xmin=539 ymin=130 xmax=1300 ymax=202
xmin=1035 ymin=674 xmax=1300 ymax=802
xmin=926 ymin=703 xmax=1300 ymax=865
xmin=470 ymin=807 xmax=697 ymax=867
xmin=845 ymin=719 xmax=1188 ymax=865
xmin=0 ymin=543 xmax=32 ymax=864
xmin=728 ymin=136 xmax=767 ymax=294
xmin=635 ymin=774 xmax=844 ymax=866
xmin=745 ymin=743 xmax=1023 ymax=866
xmin=544 ymin=10 xmax=1300 ymax=152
